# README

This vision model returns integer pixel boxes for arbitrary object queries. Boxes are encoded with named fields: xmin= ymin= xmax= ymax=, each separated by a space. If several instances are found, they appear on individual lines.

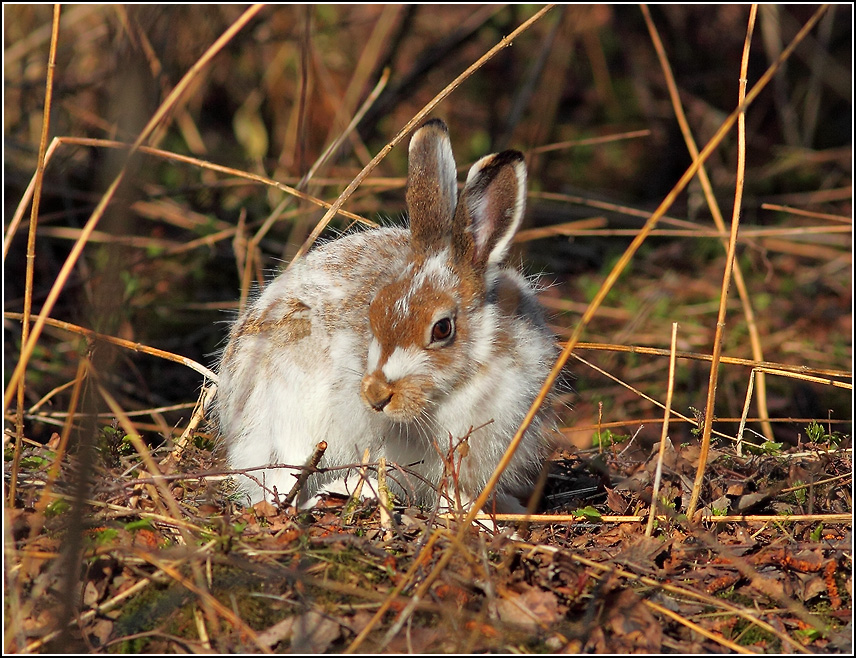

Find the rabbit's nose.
xmin=361 ymin=373 xmax=393 ymax=412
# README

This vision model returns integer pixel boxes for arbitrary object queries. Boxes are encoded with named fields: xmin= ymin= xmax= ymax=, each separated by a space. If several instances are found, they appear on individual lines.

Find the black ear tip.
xmin=418 ymin=118 xmax=449 ymax=134
xmin=493 ymin=150 xmax=525 ymax=166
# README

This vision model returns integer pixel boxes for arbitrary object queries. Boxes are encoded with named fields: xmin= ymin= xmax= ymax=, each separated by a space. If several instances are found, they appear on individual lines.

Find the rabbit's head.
xmin=360 ymin=119 xmax=530 ymax=424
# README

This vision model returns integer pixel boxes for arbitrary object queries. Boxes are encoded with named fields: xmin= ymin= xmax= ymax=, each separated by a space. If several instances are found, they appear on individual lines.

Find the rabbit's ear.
xmin=452 ymin=150 xmax=527 ymax=273
xmin=406 ymin=119 xmax=458 ymax=254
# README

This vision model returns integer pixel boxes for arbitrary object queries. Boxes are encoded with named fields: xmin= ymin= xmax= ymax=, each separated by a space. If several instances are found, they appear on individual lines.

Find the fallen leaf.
xmin=291 ymin=610 xmax=341 ymax=653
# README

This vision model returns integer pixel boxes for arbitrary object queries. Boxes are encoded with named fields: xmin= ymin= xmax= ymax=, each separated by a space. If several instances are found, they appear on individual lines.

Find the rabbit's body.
xmin=217 ymin=120 xmax=556 ymax=511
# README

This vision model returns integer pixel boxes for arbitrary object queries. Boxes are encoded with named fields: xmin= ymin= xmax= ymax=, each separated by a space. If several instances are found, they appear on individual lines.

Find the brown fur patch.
xmin=234 ymin=298 xmax=312 ymax=344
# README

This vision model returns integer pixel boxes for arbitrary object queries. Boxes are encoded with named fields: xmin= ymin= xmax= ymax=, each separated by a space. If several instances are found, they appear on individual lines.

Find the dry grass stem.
xmin=4 ymin=312 xmax=217 ymax=382
xmin=646 ymin=322 xmax=679 ymax=536
xmin=738 ymin=366 xmax=852 ymax=453
xmin=12 ymin=4 xmax=61 ymax=505
xmin=570 ymin=341 xmax=850 ymax=380
xmin=527 ymin=128 xmax=652 ymax=155
xmin=688 ymin=5 xmax=758 ymax=518
xmin=644 ymin=599 xmax=753 ymax=654
xmin=642 ymin=4 xmax=775 ymax=444
xmin=461 ymin=513 xmax=852 ymax=524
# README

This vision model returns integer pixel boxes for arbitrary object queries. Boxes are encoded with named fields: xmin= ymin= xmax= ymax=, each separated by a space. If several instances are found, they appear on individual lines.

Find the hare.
xmin=216 ymin=119 xmax=556 ymax=512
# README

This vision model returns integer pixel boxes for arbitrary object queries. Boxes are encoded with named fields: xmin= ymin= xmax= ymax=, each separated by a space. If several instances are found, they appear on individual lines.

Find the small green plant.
xmin=45 ymin=497 xmax=70 ymax=517
xmin=593 ymin=429 xmax=630 ymax=449
xmin=804 ymin=420 xmax=847 ymax=447
xmin=192 ymin=433 xmax=216 ymax=452
xmin=124 ymin=519 xmax=155 ymax=533
xmin=97 ymin=422 xmax=136 ymax=466
xmin=572 ymin=506 xmax=602 ymax=521
xmin=19 ymin=454 xmax=51 ymax=470
xmin=89 ymin=527 xmax=120 ymax=545
xmin=743 ymin=440 xmax=784 ymax=456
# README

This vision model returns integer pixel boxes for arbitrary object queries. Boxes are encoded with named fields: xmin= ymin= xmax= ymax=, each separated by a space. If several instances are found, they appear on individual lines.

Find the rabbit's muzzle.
xmin=360 ymin=370 xmax=431 ymax=423
xmin=361 ymin=372 xmax=393 ymax=412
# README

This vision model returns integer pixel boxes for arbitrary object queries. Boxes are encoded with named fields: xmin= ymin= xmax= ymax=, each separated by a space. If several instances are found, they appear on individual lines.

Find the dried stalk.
xmin=646 ymin=323 xmax=679 ymax=536
xmin=11 ymin=4 xmax=61 ymax=505
xmin=641 ymin=3 xmax=775 ymax=443
xmin=688 ymin=5 xmax=758 ymax=519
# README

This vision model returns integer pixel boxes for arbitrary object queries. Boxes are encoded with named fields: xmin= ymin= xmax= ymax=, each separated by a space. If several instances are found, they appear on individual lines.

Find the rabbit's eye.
xmin=431 ymin=317 xmax=454 ymax=344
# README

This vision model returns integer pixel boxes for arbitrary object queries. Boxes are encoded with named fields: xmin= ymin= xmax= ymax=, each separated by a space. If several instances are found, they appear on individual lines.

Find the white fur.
xmin=366 ymin=338 xmax=381 ymax=371
xmin=383 ymin=345 xmax=429 ymax=381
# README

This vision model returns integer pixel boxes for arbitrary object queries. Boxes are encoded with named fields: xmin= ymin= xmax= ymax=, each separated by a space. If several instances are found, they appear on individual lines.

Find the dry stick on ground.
xmin=165 ymin=382 xmax=219 ymax=467
xmin=3 ymin=4 xmax=264 ymax=413
xmin=362 ymin=6 xmax=834 ymax=648
xmin=460 ymin=512 xmax=852 ymax=524
xmin=282 ymin=441 xmax=328 ymax=508
xmin=646 ymin=322 xmax=679 ymax=537
xmin=10 ymin=4 xmax=60 ymax=507
xmin=688 ymin=5 xmax=757 ymax=519
xmin=641 ymin=3 xmax=775 ymax=444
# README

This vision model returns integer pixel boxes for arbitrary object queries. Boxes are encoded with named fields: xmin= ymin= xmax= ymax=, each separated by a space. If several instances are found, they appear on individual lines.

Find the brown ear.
xmin=406 ymin=119 xmax=458 ymax=255
xmin=452 ymin=150 xmax=527 ymax=273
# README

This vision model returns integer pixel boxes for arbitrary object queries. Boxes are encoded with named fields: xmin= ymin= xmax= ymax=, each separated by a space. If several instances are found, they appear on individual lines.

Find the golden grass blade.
xmin=527 ymin=129 xmax=652 ymax=155
xmin=4 ymin=312 xmax=218 ymax=382
xmin=687 ymin=5 xmax=758 ymax=519
xmin=4 ymin=136 xmax=375 ymax=245
xmin=644 ymin=599 xmax=754 ymax=654
xmin=11 ymin=4 xmax=61 ymax=505
xmin=641 ymin=4 xmax=774 ymax=444
xmin=646 ymin=323 xmax=679 ymax=536
xmin=738 ymin=366 xmax=852 ymax=453
xmin=462 ymin=512 xmax=852 ymax=524
xmin=569 ymin=341 xmax=851 ymax=379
